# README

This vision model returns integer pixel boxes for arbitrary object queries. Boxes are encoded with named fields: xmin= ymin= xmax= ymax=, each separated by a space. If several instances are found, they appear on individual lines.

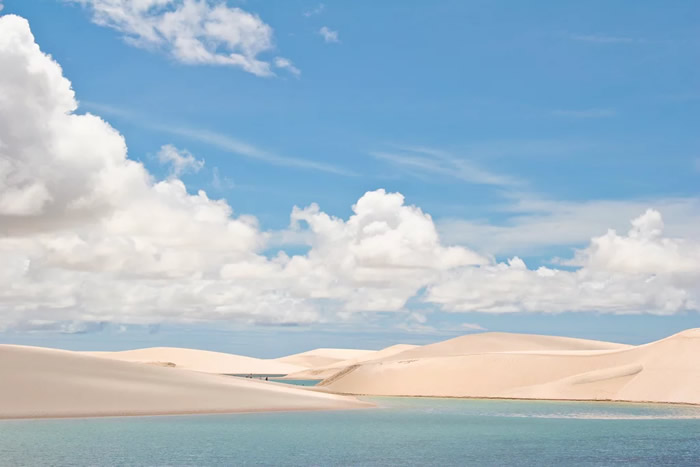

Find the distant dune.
xmin=275 ymin=348 xmax=375 ymax=369
xmin=85 ymin=347 xmax=305 ymax=375
xmin=386 ymin=332 xmax=630 ymax=360
xmin=318 ymin=330 xmax=700 ymax=405
xmin=0 ymin=345 xmax=371 ymax=419
xmin=286 ymin=344 xmax=420 ymax=380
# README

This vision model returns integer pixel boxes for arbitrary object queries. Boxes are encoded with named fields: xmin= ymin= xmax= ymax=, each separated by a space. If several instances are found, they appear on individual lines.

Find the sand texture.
xmin=286 ymin=344 xmax=420 ymax=380
xmin=0 ymin=345 xmax=371 ymax=419
xmin=319 ymin=330 xmax=700 ymax=405
xmin=85 ymin=347 xmax=305 ymax=375
xmin=275 ymin=348 xmax=375 ymax=369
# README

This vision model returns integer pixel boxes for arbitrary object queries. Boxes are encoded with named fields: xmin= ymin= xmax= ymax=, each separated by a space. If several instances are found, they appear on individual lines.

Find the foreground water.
xmin=2 ymin=397 xmax=699 ymax=466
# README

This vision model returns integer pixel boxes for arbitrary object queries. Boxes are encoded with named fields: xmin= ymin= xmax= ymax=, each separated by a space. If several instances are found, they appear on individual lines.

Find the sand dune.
xmin=0 ymin=345 xmax=371 ymax=419
xmin=290 ymin=333 xmax=627 ymax=381
xmin=286 ymin=344 xmax=419 ymax=380
xmin=85 ymin=347 xmax=305 ymax=375
xmin=385 ymin=332 xmax=631 ymax=360
xmin=5 ymin=329 xmax=696 ymax=420
xmin=319 ymin=329 xmax=700 ymax=405
xmin=275 ymin=348 xmax=375 ymax=369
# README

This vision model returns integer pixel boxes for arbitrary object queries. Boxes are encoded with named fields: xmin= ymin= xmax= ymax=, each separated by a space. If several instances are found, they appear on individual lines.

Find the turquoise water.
xmin=1 ymin=398 xmax=699 ymax=466
xmin=270 ymin=378 xmax=322 ymax=386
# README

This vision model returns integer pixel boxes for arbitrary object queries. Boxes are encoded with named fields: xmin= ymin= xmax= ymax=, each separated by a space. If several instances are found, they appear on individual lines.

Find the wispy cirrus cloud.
xmin=303 ymin=3 xmax=325 ymax=17
xmin=82 ymin=102 xmax=353 ymax=176
xmin=173 ymin=126 xmax=354 ymax=175
xmin=370 ymin=146 xmax=522 ymax=187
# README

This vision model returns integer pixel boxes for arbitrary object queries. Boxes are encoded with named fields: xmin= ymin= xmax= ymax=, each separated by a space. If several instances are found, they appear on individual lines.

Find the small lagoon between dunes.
xmin=2 ymin=397 xmax=699 ymax=466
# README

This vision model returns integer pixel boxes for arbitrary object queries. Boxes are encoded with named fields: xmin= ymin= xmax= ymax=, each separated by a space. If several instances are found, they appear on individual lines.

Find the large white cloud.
xmin=0 ymin=14 xmax=280 ymax=327
xmin=427 ymin=210 xmax=699 ymax=314
xmin=69 ymin=0 xmax=296 ymax=76
xmin=0 ymin=14 xmax=698 ymax=333
xmin=438 ymin=197 xmax=700 ymax=256
xmin=277 ymin=190 xmax=488 ymax=311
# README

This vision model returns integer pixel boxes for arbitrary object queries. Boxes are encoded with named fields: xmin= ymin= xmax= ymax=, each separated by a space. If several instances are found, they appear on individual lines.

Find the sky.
xmin=0 ymin=0 xmax=698 ymax=356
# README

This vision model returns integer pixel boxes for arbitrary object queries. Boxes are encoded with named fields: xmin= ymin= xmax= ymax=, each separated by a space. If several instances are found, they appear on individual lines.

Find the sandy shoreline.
xmin=314 ymin=391 xmax=700 ymax=408
xmin=0 ymin=404 xmax=376 ymax=422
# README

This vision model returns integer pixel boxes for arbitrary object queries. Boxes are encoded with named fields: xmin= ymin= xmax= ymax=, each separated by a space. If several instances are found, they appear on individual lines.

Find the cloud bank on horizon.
xmin=0 ymin=14 xmax=698 ymax=332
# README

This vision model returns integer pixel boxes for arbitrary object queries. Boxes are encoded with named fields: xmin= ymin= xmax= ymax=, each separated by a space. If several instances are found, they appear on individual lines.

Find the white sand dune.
xmin=386 ymin=332 xmax=631 ymax=360
xmin=0 ymin=345 xmax=371 ymax=419
xmin=275 ymin=348 xmax=375 ymax=369
xmin=319 ymin=329 xmax=700 ymax=405
xmin=85 ymin=347 xmax=305 ymax=375
xmin=292 ymin=333 xmax=627 ymax=381
xmin=286 ymin=344 xmax=419 ymax=380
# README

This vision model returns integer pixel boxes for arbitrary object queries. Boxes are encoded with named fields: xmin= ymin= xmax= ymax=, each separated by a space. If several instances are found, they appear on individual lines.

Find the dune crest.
xmin=285 ymin=344 xmax=419 ymax=380
xmin=85 ymin=347 xmax=304 ymax=375
xmin=275 ymin=348 xmax=375 ymax=369
xmin=319 ymin=330 xmax=700 ymax=405
xmin=0 ymin=345 xmax=370 ymax=419
xmin=385 ymin=332 xmax=631 ymax=360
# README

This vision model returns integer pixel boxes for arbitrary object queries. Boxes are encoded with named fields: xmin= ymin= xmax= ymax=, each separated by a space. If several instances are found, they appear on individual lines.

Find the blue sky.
xmin=0 ymin=0 xmax=698 ymax=355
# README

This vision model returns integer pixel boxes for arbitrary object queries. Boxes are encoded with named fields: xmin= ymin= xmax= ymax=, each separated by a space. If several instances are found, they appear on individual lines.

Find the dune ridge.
xmin=285 ymin=344 xmax=420 ymax=380
xmin=384 ymin=332 xmax=631 ymax=360
xmin=85 ymin=347 xmax=305 ymax=375
xmin=275 ymin=348 xmax=375 ymax=369
xmin=0 ymin=345 xmax=371 ymax=420
xmin=318 ymin=330 xmax=700 ymax=405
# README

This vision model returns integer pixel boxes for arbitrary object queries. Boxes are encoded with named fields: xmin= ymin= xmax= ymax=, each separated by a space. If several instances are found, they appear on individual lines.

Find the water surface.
xmin=1 ymin=398 xmax=699 ymax=466
xmin=270 ymin=378 xmax=322 ymax=386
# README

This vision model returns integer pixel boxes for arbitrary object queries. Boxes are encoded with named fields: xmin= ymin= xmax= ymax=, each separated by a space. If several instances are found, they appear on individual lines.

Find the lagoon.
xmin=270 ymin=378 xmax=323 ymax=386
xmin=1 ymin=398 xmax=699 ymax=466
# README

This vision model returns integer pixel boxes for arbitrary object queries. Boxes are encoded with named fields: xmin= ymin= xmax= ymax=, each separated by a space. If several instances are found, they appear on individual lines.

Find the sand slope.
xmin=386 ymin=332 xmax=630 ymax=360
xmin=0 ymin=345 xmax=370 ymax=419
xmin=320 ymin=330 xmax=700 ymax=405
xmin=85 ymin=347 xmax=305 ymax=375
xmin=290 ymin=333 xmax=627 ymax=381
xmin=275 ymin=348 xmax=375 ymax=369
xmin=286 ymin=344 xmax=419 ymax=380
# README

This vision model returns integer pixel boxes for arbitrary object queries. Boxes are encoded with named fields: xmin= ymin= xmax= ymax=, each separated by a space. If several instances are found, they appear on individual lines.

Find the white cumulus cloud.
xmin=279 ymin=189 xmax=488 ymax=311
xmin=319 ymin=26 xmax=339 ymax=43
xmin=0 ymin=14 xmax=699 ymax=334
xmin=427 ymin=210 xmax=700 ymax=315
xmin=70 ymin=0 xmax=291 ymax=76
xmin=273 ymin=56 xmax=301 ymax=76
xmin=157 ymin=144 xmax=204 ymax=177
